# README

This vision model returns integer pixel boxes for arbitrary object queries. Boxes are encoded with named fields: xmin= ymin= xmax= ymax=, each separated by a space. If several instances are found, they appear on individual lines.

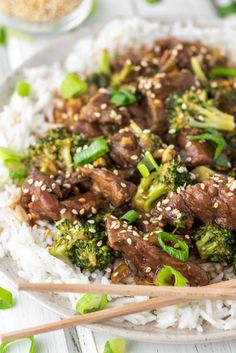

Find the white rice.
xmin=1 ymin=17 xmax=236 ymax=332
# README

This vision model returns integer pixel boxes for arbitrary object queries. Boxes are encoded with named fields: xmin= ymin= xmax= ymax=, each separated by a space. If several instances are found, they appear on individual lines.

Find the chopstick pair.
xmin=1 ymin=279 xmax=236 ymax=343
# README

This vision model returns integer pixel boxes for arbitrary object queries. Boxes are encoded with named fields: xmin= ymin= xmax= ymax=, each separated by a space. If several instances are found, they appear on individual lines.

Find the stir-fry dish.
xmin=6 ymin=38 xmax=236 ymax=288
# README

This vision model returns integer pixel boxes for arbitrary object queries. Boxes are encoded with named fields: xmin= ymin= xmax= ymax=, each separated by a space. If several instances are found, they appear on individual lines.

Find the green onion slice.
xmin=0 ymin=27 xmax=7 ymax=45
xmin=61 ymin=73 xmax=88 ymax=99
xmin=120 ymin=210 xmax=139 ymax=224
xmin=103 ymin=339 xmax=126 ymax=353
xmin=145 ymin=0 xmax=161 ymax=4
xmin=15 ymin=81 xmax=31 ymax=97
xmin=154 ymin=265 xmax=189 ymax=287
xmin=74 ymin=137 xmax=109 ymax=167
xmin=0 ymin=336 xmax=35 ymax=353
xmin=191 ymin=56 xmax=207 ymax=82
xmin=111 ymin=89 xmax=137 ymax=106
xmin=209 ymin=66 xmax=236 ymax=79
xmin=157 ymin=231 xmax=189 ymax=262
xmin=137 ymin=151 xmax=159 ymax=177
xmin=0 ymin=287 xmax=13 ymax=310
xmin=76 ymin=293 xmax=107 ymax=315
xmin=0 ymin=147 xmax=27 ymax=180
xmin=188 ymin=128 xmax=226 ymax=160
xmin=4 ymin=159 xmax=27 ymax=180
xmin=99 ymin=49 xmax=111 ymax=76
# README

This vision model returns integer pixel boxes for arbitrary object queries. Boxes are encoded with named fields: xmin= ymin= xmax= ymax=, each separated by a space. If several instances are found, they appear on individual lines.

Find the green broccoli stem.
xmin=188 ymin=102 xmax=235 ymax=131
xmin=132 ymin=171 xmax=167 ymax=212
xmin=195 ymin=231 xmax=217 ymax=260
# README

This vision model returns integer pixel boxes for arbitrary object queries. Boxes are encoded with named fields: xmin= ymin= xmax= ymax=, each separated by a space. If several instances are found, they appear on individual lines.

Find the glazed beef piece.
xmin=138 ymin=70 xmax=195 ymax=135
xmin=79 ymin=90 xmax=130 ymax=135
xmin=153 ymin=176 xmax=236 ymax=231
xmin=109 ymin=130 xmax=141 ymax=167
xmin=52 ymin=94 xmax=96 ymax=136
xmin=21 ymin=170 xmax=63 ymax=221
xmin=106 ymin=216 xmax=209 ymax=286
xmin=62 ymin=191 xmax=107 ymax=216
xmin=80 ymin=167 xmax=137 ymax=207
xmin=177 ymin=128 xmax=213 ymax=167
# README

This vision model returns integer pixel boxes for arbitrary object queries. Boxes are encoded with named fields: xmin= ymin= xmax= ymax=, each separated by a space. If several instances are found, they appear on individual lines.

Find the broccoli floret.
xmin=167 ymin=89 xmax=235 ymax=137
xmin=49 ymin=216 xmax=115 ymax=272
xmin=130 ymin=120 xmax=163 ymax=153
xmin=28 ymin=128 xmax=85 ymax=174
xmin=194 ymin=224 xmax=236 ymax=264
xmin=132 ymin=158 xmax=194 ymax=212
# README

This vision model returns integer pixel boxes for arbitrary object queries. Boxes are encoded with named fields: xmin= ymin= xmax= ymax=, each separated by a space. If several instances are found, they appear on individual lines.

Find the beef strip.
xmin=177 ymin=128 xmax=213 ymax=167
xmin=138 ymin=70 xmax=195 ymax=135
xmin=153 ymin=176 xmax=236 ymax=231
xmin=62 ymin=191 xmax=107 ymax=216
xmin=106 ymin=215 xmax=209 ymax=286
xmin=80 ymin=167 xmax=137 ymax=207
xmin=109 ymin=130 xmax=141 ymax=167
xmin=28 ymin=188 xmax=62 ymax=221
xmin=79 ymin=90 xmax=130 ymax=134
xmin=21 ymin=170 xmax=63 ymax=221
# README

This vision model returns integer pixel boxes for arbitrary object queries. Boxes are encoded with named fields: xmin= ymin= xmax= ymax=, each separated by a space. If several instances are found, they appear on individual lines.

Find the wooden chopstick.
xmin=18 ymin=280 xmax=236 ymax=300
xmin=1 ymin=278 xmax=236 ymax=343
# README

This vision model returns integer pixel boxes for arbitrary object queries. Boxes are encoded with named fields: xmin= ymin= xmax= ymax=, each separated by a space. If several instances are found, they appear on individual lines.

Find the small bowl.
xmin=0 ymin=0 xmax=94 ymax=35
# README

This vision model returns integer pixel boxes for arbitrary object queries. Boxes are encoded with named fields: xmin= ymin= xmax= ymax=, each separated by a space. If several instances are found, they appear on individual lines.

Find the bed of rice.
xmin=1 ymin=18 xmax=236 ymax=332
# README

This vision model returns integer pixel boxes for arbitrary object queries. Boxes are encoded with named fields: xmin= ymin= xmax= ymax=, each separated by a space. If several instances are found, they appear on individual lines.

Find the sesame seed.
xmin=213 ymin=202 xmax=219 ymax=209
xmin=28 ymin=178 xmax=33 ymax=185
xmin=145 ymin=267 xmax=152 ymax=273
xmin=200 ymin=183 xmax=205 ymax=190
xmin=63 ymin=183 xmax=71 ymax=189
xmin=60 ymin=208 xmax=66 ymax=215
xmin=166 ymin=206 xmax=171 ymax=211
xmin=37 ymin=180 xmax=43 ymax=187
xmin=41 ymin=185 xmax=47 ymax=191
xmin=131 ymin=155 xmax=138 ymax=161
xmin=127 ymin=238 xmax=132 ymax=245
xmin=79 ymin=208 xmax=85 ymax=215
xmin=91 ymin=207 xmax=97 ymax=214
xmin=51 ymin=183 xmax=56 ymax=189
xmin=78 ymin=198 xmax=86 ymax=203
xmin=101 ymin=103 xmax=107 ymax=110
xmin=97 ymin=240 xmax=103 ymax=247
xmin=72 ymin=209 xmax=78 ymax=215
xmin=120 ymin=182 xmax=126 ymax=188
xmin=113 ymin=169 xmax=119 ymax=175
xmin=87 ymin=219 xmax=95 ymax=224
xmin=31 ymin=195 xmax=36 ymax=202
xmin=143 ymin=220 xmax=149 ymax=225
xmin=23 ymin=188 xmax=29 ymax=194
xmin=94 ymin=112 xmax=101 ymax=118
xmin=89 ymin=228 xmax=96 ymax=233
xmin=34 ymin=181 xmax=39 ymax=187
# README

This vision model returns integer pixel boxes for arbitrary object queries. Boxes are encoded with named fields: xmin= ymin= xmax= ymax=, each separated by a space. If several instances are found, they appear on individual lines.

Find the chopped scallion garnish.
xmin=111 ymin=89 xmax=137 ymax=106
xmin=209 ymin=66 xmax=236 ymax=79
xmin=99 ymin=49 xmax=111 ymax=76
xmin=191 ymin=56 xmax=207 ymax=82
xmin=157 ymin=231 xmax=189 ymax=262
xmin=154 ymin=265 xmax=188 ymax=287
xmin=0 ymin=336 xmax=36 ymax=353
xmin=73 ymin=138 xmax=109 ymax=167
xmin=103 ymin=338 xmax=126 ymax=353
xmin=0 ymin=287 xmax=13 ymax=310
xmin=120 ymin=210 xmax=139 ymax=224
xmin=145 ymin=0 xmax=161 ymax=4
xmin=15 ymin=81 xmax=31 ymax=97
xmin=60 ymin=73 xmax=88 ymax=99
xmin=0 ymin=147 xmax=27 ymax=180
xmin=188 ymin=128 xmax=226 ymax=160
xmin=0 ymin=27 xmax=7 ymax=45
xmin=137 ymin=151 xmax=159 ymax=177
xmin=76 ymin=293 xmax=107 ymax=315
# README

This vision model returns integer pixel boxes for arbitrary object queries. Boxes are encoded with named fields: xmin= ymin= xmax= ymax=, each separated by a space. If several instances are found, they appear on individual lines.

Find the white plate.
xmin=1 ymin=21 xmax=236 ymax=344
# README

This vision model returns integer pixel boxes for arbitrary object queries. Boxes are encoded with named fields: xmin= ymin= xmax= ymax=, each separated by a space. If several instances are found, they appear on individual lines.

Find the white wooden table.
xmin=1 ymin=1 xmax=236 ymax=352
